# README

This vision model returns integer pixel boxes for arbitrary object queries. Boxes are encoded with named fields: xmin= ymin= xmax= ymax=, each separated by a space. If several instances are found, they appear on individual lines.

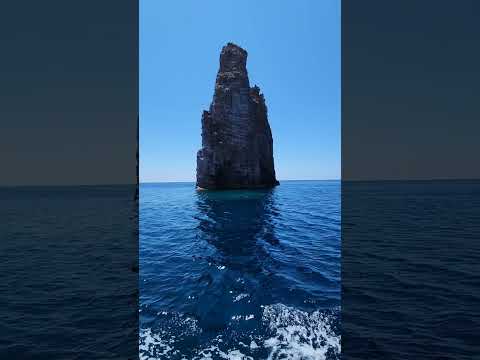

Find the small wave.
xmin=140 ymin=326 xmax=253 ymax=360
xmin=139 ymin=313 xmax=201 ymax=359
xmin=262 ymin=304 xmax=340 ymax=360
xmin=140 ymin=304 xmax=340 ymax=359
xmin=139 ymin=328 xmax=172 ymax=359
xmin=196 ymin=346 xmax=253 ymax=360
xmin=233 ymin=293 xmax=249 ymax=302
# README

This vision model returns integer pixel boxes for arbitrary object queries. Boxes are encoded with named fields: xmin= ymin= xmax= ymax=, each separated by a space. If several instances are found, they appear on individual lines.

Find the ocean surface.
xmin=140 ymin=181 xmax=341 ymax=359
xmin=0 ymin=185 xmax=138 ymax=359
xmin=2 ymin=181 xmax=478 ymax=359
xmin=342 ymin=180 xmax=480 ymax=359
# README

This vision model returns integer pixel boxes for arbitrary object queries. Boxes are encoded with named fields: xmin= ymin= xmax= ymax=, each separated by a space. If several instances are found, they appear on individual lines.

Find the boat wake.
xmin=139 ymin=304 xmax=340 ymax=360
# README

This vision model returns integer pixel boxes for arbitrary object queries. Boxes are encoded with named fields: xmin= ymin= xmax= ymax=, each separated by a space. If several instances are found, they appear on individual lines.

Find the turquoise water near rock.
xmin=140 ymin=180 xmax=340 ymax=359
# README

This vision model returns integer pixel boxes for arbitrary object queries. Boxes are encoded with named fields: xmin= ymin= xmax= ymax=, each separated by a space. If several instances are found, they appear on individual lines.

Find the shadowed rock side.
xmin=196 ymin=43 xmax=279 ymax=190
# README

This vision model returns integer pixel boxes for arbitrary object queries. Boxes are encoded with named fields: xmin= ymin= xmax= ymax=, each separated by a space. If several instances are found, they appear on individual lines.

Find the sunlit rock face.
xmin=196 ymin=43 xmax=279 ymax=190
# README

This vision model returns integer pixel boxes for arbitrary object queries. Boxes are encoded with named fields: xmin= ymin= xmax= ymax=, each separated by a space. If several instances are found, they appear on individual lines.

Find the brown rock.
xmin=196 ymin=43 xmax=279 ymax=190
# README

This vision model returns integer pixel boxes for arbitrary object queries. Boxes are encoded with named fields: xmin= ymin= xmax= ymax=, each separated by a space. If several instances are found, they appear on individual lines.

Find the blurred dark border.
xmin=342 ymin=1 xmax=480 ymax=359
xmin=0 ymin=1 xmax=138 ymax=359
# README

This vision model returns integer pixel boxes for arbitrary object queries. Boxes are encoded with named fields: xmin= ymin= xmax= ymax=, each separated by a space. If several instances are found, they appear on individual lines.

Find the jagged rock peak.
xmin=196 ymin=43 xmax=279 ymax=190
xmin=218 ymin=43 xmax=248 ymax=73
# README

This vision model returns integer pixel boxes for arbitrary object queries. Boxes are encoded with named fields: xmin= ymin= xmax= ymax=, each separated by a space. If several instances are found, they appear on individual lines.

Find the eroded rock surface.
xmin=196 ymin=43 xmax=279 ymax=189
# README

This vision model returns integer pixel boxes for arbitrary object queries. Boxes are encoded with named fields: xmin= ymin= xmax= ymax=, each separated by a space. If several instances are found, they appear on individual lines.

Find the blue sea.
xmin=139 ymin=180 xmax=341 ymax=359
xmin=341 ymin=180 xmax=480 ymax=359
xmin=0 ymin=185 xmax=138 ymax=359
xmin=2 ymin=181 xmax=478 ymax=358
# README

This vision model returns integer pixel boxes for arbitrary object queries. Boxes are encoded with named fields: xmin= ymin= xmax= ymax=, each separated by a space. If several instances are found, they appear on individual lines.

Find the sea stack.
xmin=196 ymin=43 xmax=279 ymax=190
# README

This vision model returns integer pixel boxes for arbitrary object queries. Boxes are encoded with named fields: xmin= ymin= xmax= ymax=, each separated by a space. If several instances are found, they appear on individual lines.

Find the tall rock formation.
xmin=196 ymin=43 xmax=279 ymax=190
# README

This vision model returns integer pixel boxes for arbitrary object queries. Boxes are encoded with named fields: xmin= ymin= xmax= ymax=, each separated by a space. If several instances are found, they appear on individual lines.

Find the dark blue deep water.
xmin=140 ymin=181 xmax=341 ymax=359
xmin=342 ymin=181 xmax=480 ymax=359
xmin=0 ymin=186 xmax=138 ymax=359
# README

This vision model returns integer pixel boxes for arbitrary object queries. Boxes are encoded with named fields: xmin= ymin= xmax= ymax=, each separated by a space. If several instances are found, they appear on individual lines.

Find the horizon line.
xmin=140 ymin=177 xmax=480 ymax=184
xmin=2 ymin=178 xmax=479 ymax=188
xmin=140 ymin=178 xmax=341 ymax=184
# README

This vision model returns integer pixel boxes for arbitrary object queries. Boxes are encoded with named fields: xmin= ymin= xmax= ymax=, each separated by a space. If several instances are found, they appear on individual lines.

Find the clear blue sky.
xmin=140 ymin=0 xmax=340 ymax=182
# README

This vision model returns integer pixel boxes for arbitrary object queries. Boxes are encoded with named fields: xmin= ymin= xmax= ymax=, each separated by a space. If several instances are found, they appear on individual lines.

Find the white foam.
xmin=195 ymin=345 xmax=253 ymax=360
xmin=233 ymin=293 xmax=249 ymax=302
xmin=139 ymin=313 xmax=201 ymax=359
xmin=221 ymin=349 xmax=253 ymax=360
xmin=230 ymin=314 xmax=254 ymax=321
xmin=140 ymin=304 xmax=340 ymax=360
xmin=139 ymin=328 xmax=173 ymax=360
xmin=262 ymin=303 xmax=340 ymax=360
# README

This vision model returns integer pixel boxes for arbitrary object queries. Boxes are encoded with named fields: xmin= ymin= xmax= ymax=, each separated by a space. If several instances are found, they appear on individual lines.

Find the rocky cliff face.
xmin=196 ymin=43 xmax=279 ymax=190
